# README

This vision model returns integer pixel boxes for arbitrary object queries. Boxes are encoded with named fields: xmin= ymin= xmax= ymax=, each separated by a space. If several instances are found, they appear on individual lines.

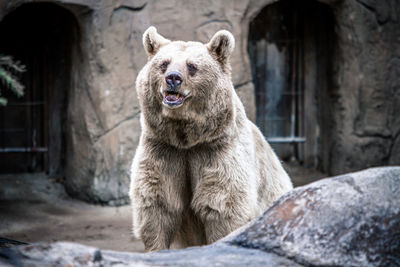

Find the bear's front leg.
xmin=131 ymin=193 xmax=181 ymax=251
xmin=191 ymin=171 xmax=256 ymax=244
xmin=130 ymin=149 xmax=186 ymax=251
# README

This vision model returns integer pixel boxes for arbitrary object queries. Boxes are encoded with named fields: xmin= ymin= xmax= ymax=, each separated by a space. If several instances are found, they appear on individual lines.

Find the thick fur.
xmin=130 ymin=26 xmax=293 ymax=252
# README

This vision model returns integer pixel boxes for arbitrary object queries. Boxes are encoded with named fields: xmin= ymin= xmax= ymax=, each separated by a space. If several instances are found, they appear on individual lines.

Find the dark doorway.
xmin=0 ymin=3 xmax=79 ymax=174
xmin=248 ymin=0 xmax=335 ymax=170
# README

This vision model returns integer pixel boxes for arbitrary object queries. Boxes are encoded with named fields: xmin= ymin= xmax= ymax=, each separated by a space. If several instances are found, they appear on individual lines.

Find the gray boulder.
xmin=0 ymin=167 xmax=399 ymax=266
xmin=0 ymin=242 xmax=299 ymax=267
xmin=226 ymin=167 xmax=400 ymax=266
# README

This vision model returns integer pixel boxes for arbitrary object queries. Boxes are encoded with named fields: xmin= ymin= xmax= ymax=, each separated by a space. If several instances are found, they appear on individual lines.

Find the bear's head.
xmin=137 ymin=26 xmax=236 ymax=148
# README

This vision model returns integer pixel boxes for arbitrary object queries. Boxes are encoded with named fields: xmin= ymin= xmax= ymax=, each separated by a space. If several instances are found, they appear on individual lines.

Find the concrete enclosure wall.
xmin=0 ymin=0 xmax=399 ymax=204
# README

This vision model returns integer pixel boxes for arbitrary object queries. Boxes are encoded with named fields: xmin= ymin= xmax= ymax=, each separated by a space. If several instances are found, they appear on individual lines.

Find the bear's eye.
xmin=160 ymin=61 xmax=169 ymax=73
xmin=187 ymin=63 xmax=198 ymax=76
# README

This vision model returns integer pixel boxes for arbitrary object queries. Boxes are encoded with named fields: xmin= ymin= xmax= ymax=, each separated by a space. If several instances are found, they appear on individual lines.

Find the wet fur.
xmin=130 ymin=27 xmax=293 ymax=251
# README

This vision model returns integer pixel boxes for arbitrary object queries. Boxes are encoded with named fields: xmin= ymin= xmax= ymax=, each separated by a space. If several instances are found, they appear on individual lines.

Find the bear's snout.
xmin=166 ymin=71 xmax=183 ymax=90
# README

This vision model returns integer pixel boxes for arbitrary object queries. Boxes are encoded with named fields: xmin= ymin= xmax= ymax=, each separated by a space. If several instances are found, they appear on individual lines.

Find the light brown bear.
xmin=130 ymin=26 xmax=293 ymax=252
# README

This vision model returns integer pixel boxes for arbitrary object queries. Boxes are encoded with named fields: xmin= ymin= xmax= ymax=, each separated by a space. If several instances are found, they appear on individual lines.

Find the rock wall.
xmin=329 ymin=0 xmax=400 ymax=174
xmin=0 ymin=0 xmax=399 ymax=203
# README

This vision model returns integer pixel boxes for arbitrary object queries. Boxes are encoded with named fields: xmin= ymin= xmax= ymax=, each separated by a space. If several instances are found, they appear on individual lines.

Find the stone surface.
xmin=226 ymin=167 xmax=400 ymax=266
xmin=0 ymin=167 xmax=399 ymax=266
xmin=328 ymin=0 xmax=400 ymax=175
xmin=0 ymin=0 xmax=399 ymax=203
xmin=0 ymin=242 xmax=299 ymax=267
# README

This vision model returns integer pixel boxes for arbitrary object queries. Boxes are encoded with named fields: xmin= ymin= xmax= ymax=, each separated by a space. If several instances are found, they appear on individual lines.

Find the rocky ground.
xmin=0 ymin=161 xmax=324 ymax=253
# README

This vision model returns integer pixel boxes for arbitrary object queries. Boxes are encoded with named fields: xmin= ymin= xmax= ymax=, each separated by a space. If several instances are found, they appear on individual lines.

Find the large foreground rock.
xmin=226 ymin=167 xmax=400 ymax=266
xmin=1 ymin=167 xmax=399 ymax=266
xmin=0 ymin=242 xmax=299 ymax=267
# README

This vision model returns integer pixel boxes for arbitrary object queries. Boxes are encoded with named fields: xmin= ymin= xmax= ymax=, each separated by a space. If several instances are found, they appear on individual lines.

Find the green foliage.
xmin=0 ymin=55 xmax=25 ymax=106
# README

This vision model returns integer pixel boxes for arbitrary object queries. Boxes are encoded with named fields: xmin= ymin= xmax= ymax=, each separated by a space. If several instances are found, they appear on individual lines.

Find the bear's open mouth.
xmin=162 ymin=90 xmax=186 ymax=107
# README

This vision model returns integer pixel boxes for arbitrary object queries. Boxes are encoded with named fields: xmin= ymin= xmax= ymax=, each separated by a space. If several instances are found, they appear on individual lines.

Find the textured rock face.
xmin=0 ymin=242 xmax=300 ymax=267
xmin=0 ymin=167 xmax=399 ymax=266
xmin=226 ymin=167 xmax=400 ymax=266
xmin=329 ymin=0 xmax=400 ymax=175
xmin=0 ymin=0 xmax=399 ymax=203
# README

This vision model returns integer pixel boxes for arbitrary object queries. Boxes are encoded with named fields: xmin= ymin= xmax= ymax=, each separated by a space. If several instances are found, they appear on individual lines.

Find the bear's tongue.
xmin=165 ymin=92 xmax=182 ymax=102
xmin=166 ymin=95 xmax=178 ymax=102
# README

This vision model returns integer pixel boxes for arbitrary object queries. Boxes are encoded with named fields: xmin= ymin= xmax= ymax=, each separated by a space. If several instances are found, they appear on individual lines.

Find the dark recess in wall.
xmin=248 ymin=0 xmax=336 ymax=173
xmin=0 ymin=3 xmax=80 ymax=175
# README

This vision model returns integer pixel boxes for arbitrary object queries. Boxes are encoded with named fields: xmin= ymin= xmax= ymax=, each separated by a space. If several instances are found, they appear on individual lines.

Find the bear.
xmin=129 ymin=26 xmax=293 ymax=252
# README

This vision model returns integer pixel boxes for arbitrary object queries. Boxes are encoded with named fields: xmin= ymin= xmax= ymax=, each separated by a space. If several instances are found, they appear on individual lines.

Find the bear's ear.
xmin=206 ymin=30 xmax=235 ymax=65
xmin=142 ymin=26 xmax=171 ymax=59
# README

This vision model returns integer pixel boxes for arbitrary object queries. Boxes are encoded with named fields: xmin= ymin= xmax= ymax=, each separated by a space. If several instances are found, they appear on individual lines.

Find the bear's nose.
xmin=165 ymin=71 xmax=183 ymax=89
